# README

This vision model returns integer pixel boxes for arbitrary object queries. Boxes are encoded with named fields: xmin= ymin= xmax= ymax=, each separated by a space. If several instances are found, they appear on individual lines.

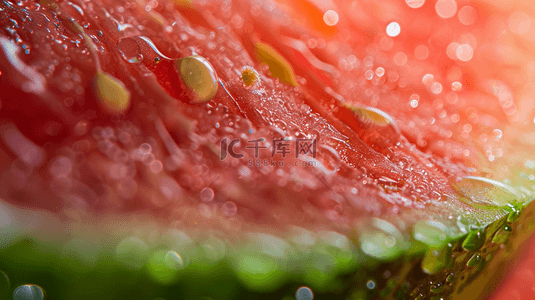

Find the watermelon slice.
xmin=0 ymin=0 xmax=534 ymax=299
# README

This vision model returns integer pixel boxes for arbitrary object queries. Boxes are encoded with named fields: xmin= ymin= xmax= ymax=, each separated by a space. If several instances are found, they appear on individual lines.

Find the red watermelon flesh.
xmin=0 ymin=0 xmax=534 ymax=299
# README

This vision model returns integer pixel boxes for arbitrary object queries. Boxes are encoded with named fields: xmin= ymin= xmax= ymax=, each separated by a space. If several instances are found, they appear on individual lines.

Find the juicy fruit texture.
xmin=0 ymin=0 xmax=535 ymax=299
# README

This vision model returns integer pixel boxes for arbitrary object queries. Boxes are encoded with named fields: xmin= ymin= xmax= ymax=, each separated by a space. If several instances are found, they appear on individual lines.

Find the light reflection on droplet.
xmin=458 ymin=6 xmax=477 ymax=25
xmin=451 ymin=81 xmax=462 ymax=91
xmin=365 ymin=70 xmax=374 ymax=80
xmin=406 ymin=0 xmax=425 ymax=9
xmin=13 ymin=284 xmax=45 ymax=300
xmin=366 ymin=280 xmax=376 ymax=289
xmin=386 ymin=22 xmax=401 ymax=37
xmin=422 ymin=74 xmax=434 ymax=86
xmin=323 ymin=10 xmax=339 ymax=26
xmin=436 ymin=0 xmax=457 ymax=19
xmin=375 ymin=67 xmax=385 ymax=77
xmin=493 ymin=129 xmax=503 ymax=140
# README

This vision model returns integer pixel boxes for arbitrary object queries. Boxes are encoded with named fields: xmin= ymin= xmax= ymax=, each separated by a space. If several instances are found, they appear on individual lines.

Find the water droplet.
xmin=422 ymin=74 xmax=434 ymax=86
xmin=13 ymin=285 xmax=45 ymax=300
xmin=323 ymin=10 xmax=339 ymax=26
xmin=453 ymin=176 xmax=519 ymax=207
xmin=492 ymin=224 xmax=512 ymax=244
xmin=462 ymin=229 xmax=486 ymax=251
xmin=431 ymin=82 xmax=443 ymax=94
xmin=436 ymin=0 xmax=458 ymax=19
xmin=386 ymin=22 xmax=401 ymax=37
xmin=406 ymin=0 xmax=425 ymax=9
xmin=117 ymin=38 xmax=143 ymax=63
xmin=200 ymin=187 xmax=214 ymax=202
xmin=150 ymin=160 xmax=163 ymax=173
xmin=296 ymin=286 xmax=314 ymax=300
xmin=366 ymin=280 xmax=376 ymax=289
xmin=492 ymin=129 xmax=503 ymax=140
xmin=458 ymin=6 xmax=477 ymax=25
xmin=139 ymin=143 xmax=152 ymax=154
xmin=221 ymin=201 xmax=237 ymax=217
xmin=365 ymin=70 xmax=374 ymax=80
xmin=451 ymin=81 xmax=462 ymax=91
xmin=466 ymin=253 xmax=482 ymax=267
xmin=456 ymin=44 xmax=473 ymax=62
xmin=375 ymin=67 xmax=385 ymax=77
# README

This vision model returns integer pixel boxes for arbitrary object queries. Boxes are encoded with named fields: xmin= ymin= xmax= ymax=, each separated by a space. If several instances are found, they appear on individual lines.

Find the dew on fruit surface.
xmin=221 ymin=201 xmax=237 ymax=217
xmin=435 ymin=0 xmax=457 ymax=19
xmin=323 ymin=10 xmax=339 ymax=27
xmin=13 ymin=284 xmax=45 ymax=300
xmin=296 ymin=286 xmax=314 ymax=300
xmin=458 ymin=6 xmax=477 ymax=25
xmin=200 ymin=187 xmax=214 ymax=202
xmin=406 ymin=0 xmax=425 ymax=9
xmin=117 ymin=37 xmax=143 ymax=63
xmin=366 ymin=280 xmax=376 ymax=289
xmin=386 ymin=22 xmax=401 ymax=37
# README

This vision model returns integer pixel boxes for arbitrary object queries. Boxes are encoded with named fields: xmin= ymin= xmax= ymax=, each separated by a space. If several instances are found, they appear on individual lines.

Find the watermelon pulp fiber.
xmin=0 ymin=0 xmax=535 ymax=299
